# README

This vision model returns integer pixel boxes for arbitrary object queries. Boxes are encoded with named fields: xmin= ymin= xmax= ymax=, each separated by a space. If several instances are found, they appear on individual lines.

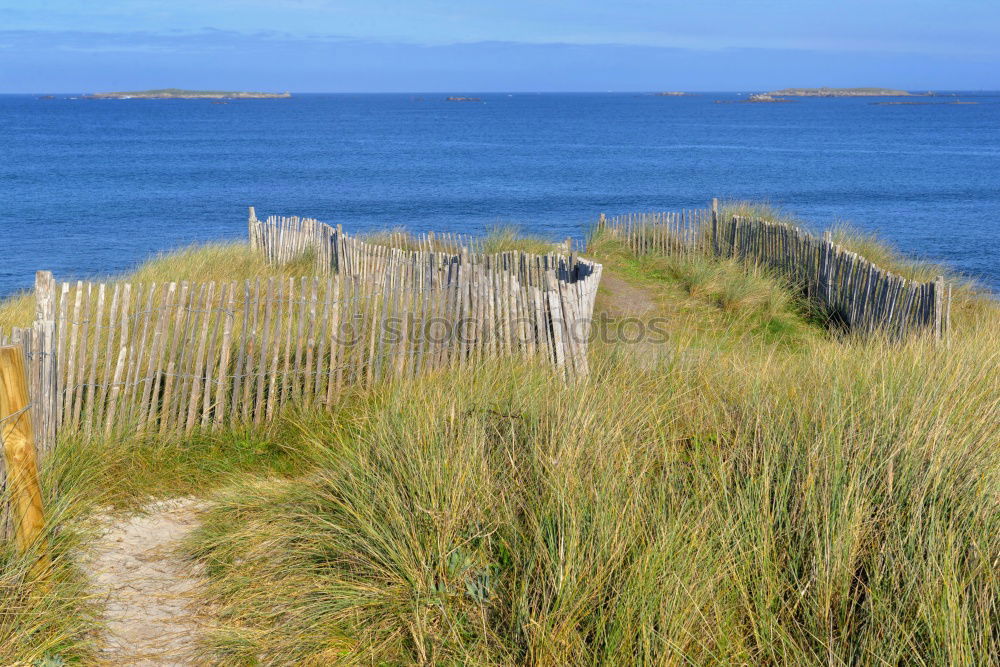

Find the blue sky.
xmin=1 ymin=0 xmax=997 ymax=92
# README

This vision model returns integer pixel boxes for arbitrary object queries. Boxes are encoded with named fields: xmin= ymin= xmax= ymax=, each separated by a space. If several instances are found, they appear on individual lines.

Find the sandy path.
xmin=84 ymin=498 xmax=209 ymax=666
xmin=596 ymin=272 xmax=657 ymax=317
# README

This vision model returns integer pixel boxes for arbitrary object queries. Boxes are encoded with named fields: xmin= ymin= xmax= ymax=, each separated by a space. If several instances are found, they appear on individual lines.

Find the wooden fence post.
xmin=822 ymin=231 xmax=833 ymax=306
xmin=945 ymin=282 xmax=952 ymax=347
xmin=33 ymin=271 xmax=57 ymax=459
xmin=934 ymin=275 xmax=945 ymax=342
xmin=0 ymin=345 xmax=50 ymax=572
xmin=711 ymin=198 xmax=719 ymax=256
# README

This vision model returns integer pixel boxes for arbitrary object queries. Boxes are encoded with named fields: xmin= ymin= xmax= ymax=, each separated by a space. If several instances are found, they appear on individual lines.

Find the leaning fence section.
xmin=594 ymin=202 xmax=950 ymax=341
xmin=715 ymin=216 xmax=950 ymax=340
xmin=248 ymin=208 xmax=602 ymax=375
xmin=248 ymin=209 xmax=488 ymax=272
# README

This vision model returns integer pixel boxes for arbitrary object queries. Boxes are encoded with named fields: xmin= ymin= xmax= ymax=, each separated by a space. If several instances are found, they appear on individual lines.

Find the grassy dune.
xmin=182 ymin=225 xmax=998 ymax=663
xmin=0 ymin=243 xmax=319 ymax=331
xmin=1 ymin=212 xmax=998 ymax=663
xmin=188 ymin=338 xmax=998 ymax=663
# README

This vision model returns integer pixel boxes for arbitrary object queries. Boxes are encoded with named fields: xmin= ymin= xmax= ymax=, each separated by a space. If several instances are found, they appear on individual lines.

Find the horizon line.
xmin=5 ymin=89 xmax=1000 ymax=95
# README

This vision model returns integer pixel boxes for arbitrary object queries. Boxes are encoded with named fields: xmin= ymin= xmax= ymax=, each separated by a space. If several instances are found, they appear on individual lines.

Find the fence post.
xmin=711 ymin=198 xmax=719 ymax=256
xmin=822 ymin=231 xmax=833 ymax=306
xmin=33 ymin=271 xmax=57 ymax=459
xmin=934 ymin=275 xmax=945 ymax=342
xmin=248 ymin=206 xmax=258 ymax=251
xmin=945 ymin=282 xmax=952 ymax=347
xmin=0 ymin=345 xmax=50 ymax=573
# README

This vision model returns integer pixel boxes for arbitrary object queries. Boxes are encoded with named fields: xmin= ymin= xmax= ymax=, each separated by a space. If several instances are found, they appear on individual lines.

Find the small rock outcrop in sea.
xmin=746 ymin=94 xmax=791 ymax=103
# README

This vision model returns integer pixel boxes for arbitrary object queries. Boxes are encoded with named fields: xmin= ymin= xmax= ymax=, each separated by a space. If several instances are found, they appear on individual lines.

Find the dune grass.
xmin=181 ymin=225 xmax=998 ymax=664
xmin=185 ymin=328 xmax=999 ymax=663
xmin=0 ymin=516 xmax=97 ymax=664
xmin=0 ymin=406 xmax=328 ymax=662
xmin=0 ymin=243 xmax=317 ymax=331
xmin=2 ymin=212 xmax=998 ymax=662
xmin=476 ymin=225 xmax=563 ymax=256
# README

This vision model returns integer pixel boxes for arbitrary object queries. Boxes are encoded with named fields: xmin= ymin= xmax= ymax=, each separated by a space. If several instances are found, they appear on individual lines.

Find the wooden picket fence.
xmin=248 ymin=209 xmax=488 ymax=270
xmin=1 ymin=214 xmax=602 ymax=542
xmin=594 ymin=208 xmax=713 ymax=257
xmin=5 ymin=261 xmax=598 ymax=441
xmin=248 ymin=209 xmax=601 ymax=370
xmin=0 ymin=216 xmax=601 ymax=515
xmin=715 ymin=215 xmax=950 ymax=339
xmin=594 ymin=201 xmax=950 ymax=340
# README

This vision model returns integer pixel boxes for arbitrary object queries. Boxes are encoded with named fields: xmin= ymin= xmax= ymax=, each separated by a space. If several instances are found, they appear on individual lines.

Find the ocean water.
xmin=2 ymin=92 xmax=999 ymax=296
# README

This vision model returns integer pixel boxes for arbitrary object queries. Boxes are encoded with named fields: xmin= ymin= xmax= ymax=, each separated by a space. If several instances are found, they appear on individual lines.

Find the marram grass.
xmin=186 ymin=330 xmax=999 ymax=664
xmin=1 ymin=211 xmax=997 ymax=663
xmin=0 ymin=242 xmax=315 ymax=330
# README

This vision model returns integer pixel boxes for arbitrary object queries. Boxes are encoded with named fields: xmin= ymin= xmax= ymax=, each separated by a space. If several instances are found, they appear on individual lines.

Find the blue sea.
xmin=2 ymin=92 xmax=999 ymax=296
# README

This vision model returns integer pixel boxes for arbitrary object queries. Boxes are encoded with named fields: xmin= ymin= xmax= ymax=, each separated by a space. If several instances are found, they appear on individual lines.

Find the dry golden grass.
xmin=187 ymin=323 xmax=999 ymax=663
xmin=182 ymin=227 xmax=999 ymax=664
xmin=0 ymin=243 xmax=314 ymax=330
xmin=3 ymin=215 xmax=998 ymax=663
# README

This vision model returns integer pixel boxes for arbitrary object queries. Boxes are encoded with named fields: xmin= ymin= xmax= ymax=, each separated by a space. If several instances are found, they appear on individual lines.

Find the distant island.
xmin=715 ymin=93 xmax=793 ymax=104
xmin=655 ymin=92 xmax=691 ymax=96
xmin=765 ymin=87 xmax=914 ymax=97
xmin=446 ymin=96 xmax=482 ymax=102
xmin=85 ymin=88 xmax=291 ymax=99
xmin=746 ymin=94 xmax=791 ymax=103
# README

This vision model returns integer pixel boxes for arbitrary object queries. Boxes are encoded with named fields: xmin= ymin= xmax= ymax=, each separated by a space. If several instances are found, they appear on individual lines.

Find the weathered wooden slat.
xmin=62 ymin=282 xmax=84 ymax=428
xmin=200 ymin=283 xmax=225 ymax=427
xmin=159 ymin=282 xmax=190 ymax=434
xmin=171 ymin=282 xmax=202 ymax=431
xmin=293 ymin=277 xmax=308 ymax=398
xmin=213 ymin=283 xmax=237 ymax=427
xmin=138 ymin=282 xmax=174 ymax=431
xmin=303 ymin=277 xmax=319 ymax=402
xmin=54 ymin=281 xmax=70 ymax=430
xmin=186 ymin=281 xmax=216 ymax=433
xmin=124 ymin=283 xmax=157 ymax=427
xmin=93 ymin=284 xmax=121 ymax=431
xmin=251 ymin=279 xmax=274 ymax=425
xmin=240 ymin=279 xmax=260 ymax=422
xmin=103 ymin=283 xmax=132 ymax=436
